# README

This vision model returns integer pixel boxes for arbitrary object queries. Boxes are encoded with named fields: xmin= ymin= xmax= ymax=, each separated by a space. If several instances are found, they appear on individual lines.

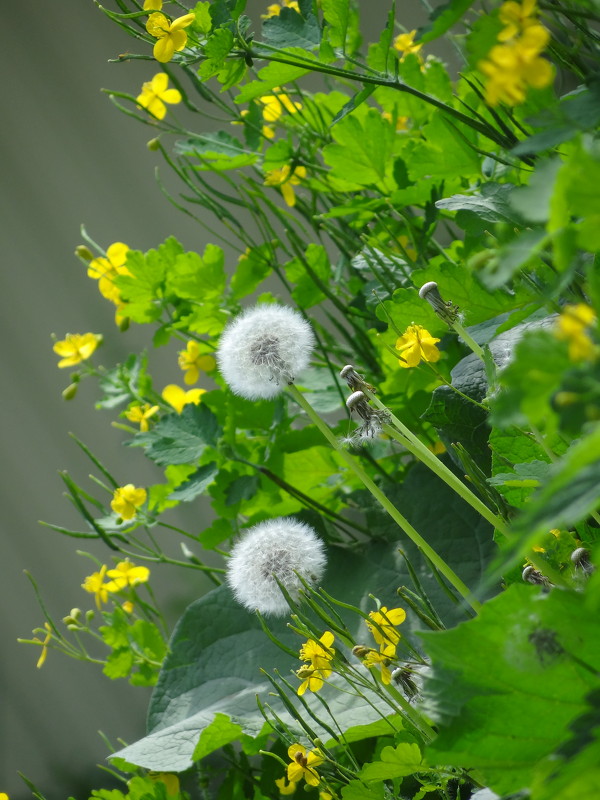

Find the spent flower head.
xmin=226 ymin=518 xmax=326 ymax=616
xmin=217 ymin=303 xmax=315 ymax=400
xmin=345 ymin=390 xmax=391 ymax=443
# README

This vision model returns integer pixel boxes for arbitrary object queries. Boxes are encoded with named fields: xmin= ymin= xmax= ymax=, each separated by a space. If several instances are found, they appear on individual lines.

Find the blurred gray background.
xmin=1 ymin=1 xmax=433 ymax=797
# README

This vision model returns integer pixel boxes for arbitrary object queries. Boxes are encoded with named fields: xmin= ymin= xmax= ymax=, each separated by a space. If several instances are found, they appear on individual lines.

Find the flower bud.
xmin=62 ymin=383 xmax=79 ymax=401
xmin=75 ymin=245 xmax=93 ymax=262
xmin=147 ymin=137 xmax=161 ymax=151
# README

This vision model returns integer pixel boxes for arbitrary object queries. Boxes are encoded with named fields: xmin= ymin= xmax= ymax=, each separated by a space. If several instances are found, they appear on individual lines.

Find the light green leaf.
xmin=360 ymin=742 xmax=423 ymax=781
xmin=262 ymin=7 xmax=321 ymax=50
xmin=169 ymin=462 xmax=219 ymax=501
xmin=193 ymin=1 xmax=212 ymax=34
xmin=322 ymin=109 xmax=396 ymax=188
xmin=418 ymin=0 xmax=475 ymax=44
xmin=193 ymin=713 xmax=245 ymax=761
xmin=165 ymin=245 xmax=226 ymax=302
xmin=321 ymin=0 xmax=349 ymax=49
xmin=235 ymin=51 xmax=315 ymax=103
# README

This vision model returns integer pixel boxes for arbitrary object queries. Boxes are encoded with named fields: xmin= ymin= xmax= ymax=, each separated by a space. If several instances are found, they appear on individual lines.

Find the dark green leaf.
xmin=169 ymin=462 xmax=219 ymax=501
xmin=418 ymin=0 xmax=475 ymax=44
xmin=262 ymin=7 xmax=321 ymax=50
xmin=330 ymin=84 xmax=376 ymax=127
xmin=127 ymin=404 xmax=221 ymax=466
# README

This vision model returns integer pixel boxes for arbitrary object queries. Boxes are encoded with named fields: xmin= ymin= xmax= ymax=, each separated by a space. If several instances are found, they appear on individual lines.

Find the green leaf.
xmin=321 ymin=0 xmax=349 ymax=49
xmin=104 ymin=648 xmax=135 ymax=680
xmin=96 ymin=354 xmax=151 ymax=410
xmin=285 ymin=244 xmax=331 ymax=308
xmin=175 ymin=131 xmax=257 ymax=170
xmin=128 ymin=404 xmax=221 ymax=466
xmin=235 ymin=50 xmax=315 ymax=103
xmin=169 ymin=462 xmax=219 ymax=501
xmin=193 ymin=713 xmax=245 ymax=761
xmin=360 ymin=742 xmax=422 ymax=781
xmin=478 ymin=228 xmax=547 ymax=291
xmin=262 ymin=7 xmax=321 ymax=50
xmin=488 ymin=460 xmax=550 ymax=508
xmin=198 ymin=28 xmax=235 ymax=80
xmin=510 ymin=157 xmax=562 ymax=224
xmin=224 ymin=474 xmax=260 ymax=506
xmin=330 ymin=84 xmax=376 ymax=127
xmin=422 ymin=583 xmax=600 ymax=795
xmin=436 ymin=182 xmax=522 ymax=229
xmin=342 ymin=782 xmax=384 ymax=800
xmin=230 ymin=243 xmax=273 ymax=299
xmin=130 ymin=620 xmax=168 ymax=662
xmin=165 ymin=245 xmax=226 ymax=302
xmin=418 ymin=0 xmax=475 ymax=44
xmin=322 ymin=109 xmax=396 ymax=188
xmin=193 ymin=1 xmax=213 ymax=34
xmin=403 ymin=114 xmax=480 ymax=182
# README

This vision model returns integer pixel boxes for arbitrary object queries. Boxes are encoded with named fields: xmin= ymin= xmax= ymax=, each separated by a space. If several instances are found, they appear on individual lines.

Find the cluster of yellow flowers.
xmin=554 ymin=303 xmax=598 ymax=362
xmin=82 ymin=558 xmax=150 ymax=609
xmin=479 ymin=0 xmax=553 ymax=106
xmin=359 ymin=605 xmax=406 ymax=684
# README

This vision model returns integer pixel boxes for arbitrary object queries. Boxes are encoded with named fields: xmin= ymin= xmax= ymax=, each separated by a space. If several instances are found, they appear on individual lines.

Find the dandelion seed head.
xmin=226 ymin=518 xmax=327 ymax=616
xmin=217 ymin=304 xmax=315 ymax=400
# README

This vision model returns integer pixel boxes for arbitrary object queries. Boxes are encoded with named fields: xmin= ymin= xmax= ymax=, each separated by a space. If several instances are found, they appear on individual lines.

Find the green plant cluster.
xmin=20 ymin=1 xmax=600 ymax=799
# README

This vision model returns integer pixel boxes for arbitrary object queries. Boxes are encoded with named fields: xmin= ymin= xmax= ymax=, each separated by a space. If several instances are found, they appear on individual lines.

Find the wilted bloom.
xmin=125 ymin=403 xmax=160 ymax=432
xmin=395 ymin=324 xmax=440 ymax=368
xmin=262 ymin=0 xmax=300 ymax=18
xmin=345 ymin=390 xmax=391 ymax=443
xmin=178 ymin=340 xmax=216 ymax=384
xmin=264 ymin=164 xmax=307 ymax=207
xmin=555 ymin=303 xmax=597 ymax=361
xmin=162 ymin=384 xmax=207 ymax=413
xmin=287 ymin=743 xmax=323 ymax=786
xmin=137 ymin=73 xmax=182 ymax=120
xmin=366 ymin=606 xmax=406 ymax=646
xmin=105 ymin=559 xmax=150 ymax=592
xmin=87 ymin=242 xmax=131 ymax=304
xmin=82 ymin=565 xmax=110 ymax=609
xmin=146 ymin=12 xmax=195 ymax=63
xmin=226 ymin=518 xmax=327 ymax=616
xmin=53 ymin=333 xmax=102 ymax=368
xmin=393 ymin=30 xmax=422 ymax=61
xmin=217 ymin=303 xmax=315 ymax=400
xmin=297 ymin=630 xmax=335 ymax=695
xmin=418 ymin=281 xmax=460 ymax=324
xmin=111 ymin=484 xmax=147 ymax=521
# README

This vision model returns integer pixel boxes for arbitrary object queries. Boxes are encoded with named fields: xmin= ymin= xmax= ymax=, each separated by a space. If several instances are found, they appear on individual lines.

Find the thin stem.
xmin=451 ymin=320 xmax=487 ymax=362
xmin=287 ymin=385 xmax=482 ymax=614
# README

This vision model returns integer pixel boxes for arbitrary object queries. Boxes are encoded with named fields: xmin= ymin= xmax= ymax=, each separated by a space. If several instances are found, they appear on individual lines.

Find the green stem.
xmin=287 ymin=385 xmax=482 ymax=614
xmin=451 ymin=320 xmax=486 ymax=362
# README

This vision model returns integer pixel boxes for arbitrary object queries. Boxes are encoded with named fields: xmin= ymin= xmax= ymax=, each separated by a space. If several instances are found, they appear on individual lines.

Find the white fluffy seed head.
xmin=226 ymin=518 xmax=327 ymax=616
xmin=217 ymin=304 xmax=315 ymax=400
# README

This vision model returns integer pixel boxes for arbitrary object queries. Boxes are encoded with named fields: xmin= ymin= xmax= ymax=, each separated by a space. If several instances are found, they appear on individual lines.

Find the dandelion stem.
xmin=451 ymin=320 xmax=486 ymax=363
xmin=287 ymin=385 xmax=482 ymax=614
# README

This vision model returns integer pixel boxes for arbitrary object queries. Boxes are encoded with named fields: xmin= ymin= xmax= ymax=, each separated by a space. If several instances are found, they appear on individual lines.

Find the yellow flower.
xmin=498 ymin=0 xmax=538 ymax=41
xmin=87 ymin=242 xmax=131 ymax=304
xmin=125 ymin=403 xmax=160 ymax=432
xmin=395 ymin=325 xmax=441 ymax=368
xmin=366 ymin=606 xmax=406 ymax=646
xmin=149 ymin=773 xmax=180 ymax=797
xmin=233 ymin=109 xmax=275 ymax=140
xmin=480 ymin=24 xmax=553 ymax=106
xmin=105 ymin=559 xmax=151 ymax=592
xmin=53 ymin=333 xmax=102 ymax=368
xmin=0 ymin=793 xmax=9 ymax=800
xmin=297 ymin=630 xmax=335 ymax=695
xmin=320 ymin=793 xmax=333 ymax=800
xmin=111 ymin=484 xmax=147 ymax=521
xmin=264 ymin=164 xmax=307 ymax=207
xmin=122 ymin=600 xmax=135 ymax=614
xmin=178 ymin=340 xmax=216 ymax=384
xmin=393 ymin=30 xmax=422 ymax=61
xmin=275 ymin=776 xmax=299 ymax=795
xmin=261 ymin=0 xmax=300 ymax=19
xmin=146 ymin=12 xmax=195 ymax=63
xmin=287 ymin=744 xmax=323 ymax=787
xmin=82 ymin=565 xmax=110 ymax=609
xmin=137 ymin=73 xmax=182 ymax=120
xmin=162 ymin=384 xmax=207 ymax=413
xmin=363 ymin=642 xmax=397 ymax=684
xmin=36 ymin=622 xmax=53 ymax=669
xmin=259 ymin=89 xmax=302 ymax=123
xmin=144 ymin=0 xmax=162 ymax=9
xmin=382 ymin=111 xmax=410 ymax=132
xmin=555 ymin=304 xmax=597 ymax=361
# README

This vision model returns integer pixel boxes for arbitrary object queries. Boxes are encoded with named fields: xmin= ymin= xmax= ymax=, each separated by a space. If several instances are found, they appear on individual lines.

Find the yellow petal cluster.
xmin=296 ymin=630 xmax=335 ymax=695
xmin=111 ymin=484 xmax=147 ymax=521
xmin=105 ymin=559 xmax=151 ymax=592
xmin=125 ymin=403 xmax=160 ymax=432
xmin=137 ymin=73 xmax=182 ymax=120
xmin=264 ymin=164 xmax=307 ymax=207
xmin=366 ymin=606 xmax=406 ymax=646
xmin=393 ymin=30 xmax=422 ymax=61
xmin=53 ymin=333 xmax=102 ymax=368
xmin=363 ymin=641 xmax=397 ymax=684
xmin=287 ymin=743 xmax=323 ymax=786
xmin=146 ymin=12 xmax=195 ymax=63
xmin=479 ymin=1 xmax=553 ymax=106
xmin=259 ymin=89 xmax=302 ymax=123
xmin=87 ymin=241 xmax=131 ymax=309
xmin=395 ymin=324 xmax=440 ymax=368
xmin=555 ymin=303 xmax=597 ymax=362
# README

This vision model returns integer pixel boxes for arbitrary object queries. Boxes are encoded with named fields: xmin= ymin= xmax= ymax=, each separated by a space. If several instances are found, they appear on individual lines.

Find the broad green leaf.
xmin=436 ymin=183 xmax=522 ymax=229
xmin=360 ymin=742 xmax=422 ymax=781
xmin=321 ymin=0 xmax=349 ymax=49
xmin=403 ymin=115 xmax=480 ymax=182
xmin=193 ymin=713 xmax=245 ymax=761
xmin=422 ymin=583 xmax=600 ymax=795
xmin=510 ymin=157 xmax=562 ymax=224
xmin=230 ymin=243 xmax=273 ymax=299
xmin=418 ymin=0 xmax=475 ymax=44
xmin=285 ymin=244 xmax=331 ymax=308
xmin=197 ymin=28 xmax=234 ymax=80
xmin=193 ymin=1 xmax=212 ymax=34
xmin=169 ymin=462 xmax=219 ymax=501
xmin=165 ymin=245 xmax=226 ymax=302
xmin=262 ymin=7 xmax=321 ymax=50
xmin=104 ymin=648 xmax=135 ymax=680
xmin=322 ymin=109 xmax=396 ymax=188
xmin=382 ymin=288 xmax=448 ymax=337
xmin=342 ymin=782 xmax=384 ymax=800
xmin=127 ymin=404 xmax=221 ymax=466
xmin=330 ymin=84 xmax=376 ymax=127
xmin=236 ymin=51 xmax=315 ymax=103
xmin=488 ymin=460 xmax=550 ymax=508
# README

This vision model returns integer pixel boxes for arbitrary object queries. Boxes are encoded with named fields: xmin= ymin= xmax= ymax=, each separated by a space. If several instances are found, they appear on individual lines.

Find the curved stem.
xmin=287 ymin=385 xmax=482 ymax=614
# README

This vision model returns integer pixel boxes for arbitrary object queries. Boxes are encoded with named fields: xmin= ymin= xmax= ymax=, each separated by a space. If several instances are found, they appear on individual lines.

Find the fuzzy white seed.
xmin=217 ymin=304 xmax=315 ymax=400
xmin=226 ymin=518 xmax=327 ymax=616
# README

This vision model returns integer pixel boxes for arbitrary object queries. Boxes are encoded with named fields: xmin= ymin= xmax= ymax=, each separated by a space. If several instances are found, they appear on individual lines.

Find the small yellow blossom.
xmin=149 ymin=773 xmax=180 ymax=797
xmin=111 ymin=484 xmax=147 ymax=521
xmin=53 ymin=333 xmax=102 ymax=368
xmin=82 ymin=565 xmax=110 ymax=609
xmin=555 ymin=304 xmax=597 ymax=361
xmin=395 ymin=325 xmax=441 ymax=368
xmin=259 ymin=89 xmax=302 ymax=123
xmin=480 ymin=24 xmax=553 ymax=106
xmin=363 ymin=642 xmax=397 ymax=685
xmin=382 ymin=111 xmax=410 ymax=132
xmin=297 ymin=630 xmax=335 ymax=695
xmin=498 ymin=0 xmax=539 ymax=41
xmin=367 ymin=606 xmax=406 ymax=646
xmin=393 ymin=30 xmax=422 ymax=61
xmin=0 ymin=793 xmax=9 ymax=800
xmin=36 ymin=622 xmax=53 ymax=669
xmin=178 ymin=340 xmax=216 ymax=384
xmin=87 ymin=242 xmax=131 ymax=304
xmin=233 ymin=109 xmax=275 ymax=140
xmin=162 ymin=384 xmax=207 ymax=413
xmin=261 ymin=0 xmax=300 ymax=19
xmin=264 ymin=164 xmax=307 ymax=207
xmin=125 ymin=403 xmax=160 ymax=432
xmin=287 ymin=744 xmax=323 ymax=787
xmin=143 ymin=0 xmax=163 ymax=9
xmin=275 ymin=776 xmax=299 ymax=795
xmin=122 ymin=600 xmax=135 ymax=614
xmin=146 ymin=12 xmax=195 ymax=63
xmin=137 ymin=73 xmax=182 ymax=120
xmin=105 ymin=559 xmax=151 ymax=592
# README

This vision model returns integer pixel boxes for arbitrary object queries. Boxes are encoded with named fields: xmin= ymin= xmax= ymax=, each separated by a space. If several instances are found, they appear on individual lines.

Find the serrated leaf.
xmin=169 ymin=462 xmax=219 ymax=501
xmin=321 ymin=0 xmax=349 ymax=49
xmin=436 ymin=182 xmax=522 ymax=227
xmin=360 ymin=742 xmax=422 ymax=780
xmin=262 ymin=7 xmax=321 ymax=50
xmin=235 ymin=51 xmax=315 ymax=103
xmin=127 ymin=404 xmax=221 ymax=466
